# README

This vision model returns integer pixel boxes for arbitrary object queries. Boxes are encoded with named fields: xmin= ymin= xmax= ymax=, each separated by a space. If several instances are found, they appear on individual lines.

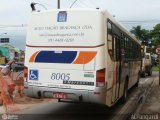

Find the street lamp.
xmin=31 ymin=2 xmax=47 ymax=11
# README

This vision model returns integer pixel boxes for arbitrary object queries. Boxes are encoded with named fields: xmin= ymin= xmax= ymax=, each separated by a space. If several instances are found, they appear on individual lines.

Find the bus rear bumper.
xmin=24 ymin=85 xmax=106 ymax=105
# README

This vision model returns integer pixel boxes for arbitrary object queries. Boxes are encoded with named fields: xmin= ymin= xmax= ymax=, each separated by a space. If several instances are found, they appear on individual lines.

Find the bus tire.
xmin=121 ymin=79 xmax=128 ymax=103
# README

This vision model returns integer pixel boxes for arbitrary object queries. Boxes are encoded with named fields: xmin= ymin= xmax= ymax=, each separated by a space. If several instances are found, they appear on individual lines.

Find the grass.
xmin=152 ymin=66 xmax=160 ymax=71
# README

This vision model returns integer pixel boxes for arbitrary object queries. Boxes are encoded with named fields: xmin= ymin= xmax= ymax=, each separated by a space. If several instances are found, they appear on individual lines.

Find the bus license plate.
xmin=53 ymin=93 xmax=67 ymax=99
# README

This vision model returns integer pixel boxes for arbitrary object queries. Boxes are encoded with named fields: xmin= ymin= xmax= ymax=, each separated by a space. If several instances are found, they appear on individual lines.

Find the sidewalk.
xmin=139 ymin=73 xmax=160 ymax=115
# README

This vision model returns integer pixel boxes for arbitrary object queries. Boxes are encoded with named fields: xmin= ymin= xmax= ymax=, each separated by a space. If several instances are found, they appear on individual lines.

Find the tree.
xmin=130 ymin=23 xmax=160 ymax=53
xmin=150 ymin=23 xmax=160 ymax=46
xmin=130 ymin=25 xmax=151 ymax=46
xmin=130 ymin=25 xmax=142 ymax=39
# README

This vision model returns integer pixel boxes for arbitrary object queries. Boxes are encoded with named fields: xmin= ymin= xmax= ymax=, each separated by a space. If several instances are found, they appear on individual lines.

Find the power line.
xmin=75 ymin=0 xmax=85 ymax=7
xmin=0 ymin=28 xmax=26 ymax=30
xmin=120 ymin=20 xmax=160 ymax=23
xmin=0 ymin=24 xmax=27 ymax=28
xmin=70 ymin=0 xmax=78 ymax=8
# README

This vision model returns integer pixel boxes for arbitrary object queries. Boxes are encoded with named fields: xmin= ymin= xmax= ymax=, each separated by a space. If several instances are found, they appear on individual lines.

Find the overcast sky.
xmin=0 ymin=0 xmax=160 ymax=50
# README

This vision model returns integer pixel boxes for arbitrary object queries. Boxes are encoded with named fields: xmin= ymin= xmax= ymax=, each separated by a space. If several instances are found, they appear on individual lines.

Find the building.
xmin=0 ymin=44 xmax=20 ymax=63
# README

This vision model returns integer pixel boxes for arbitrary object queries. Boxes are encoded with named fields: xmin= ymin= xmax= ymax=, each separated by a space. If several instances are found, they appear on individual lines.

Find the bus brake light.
xmin=96 ymin=68 xmax=105 ymax=87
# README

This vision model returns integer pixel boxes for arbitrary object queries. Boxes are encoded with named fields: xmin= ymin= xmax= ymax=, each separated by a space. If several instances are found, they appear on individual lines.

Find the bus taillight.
xmin=24 ymin=66 xmax=28 ymax=82
xmin=96 ymin=68 xmax=105 ymax=87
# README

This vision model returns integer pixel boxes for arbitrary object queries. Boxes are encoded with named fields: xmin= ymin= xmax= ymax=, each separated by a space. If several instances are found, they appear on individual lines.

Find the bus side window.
xmin=115 ymin=36 xmax=120 ymax=61
xmin=107 ymin=20 xmax=113 ymax=60
xmin=121 ymin=33 xmax=125 ymax=57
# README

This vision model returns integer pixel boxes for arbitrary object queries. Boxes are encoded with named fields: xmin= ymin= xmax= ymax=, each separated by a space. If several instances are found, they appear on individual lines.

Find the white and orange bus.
xmin=24 ymin=8 xmax=141 ymax=107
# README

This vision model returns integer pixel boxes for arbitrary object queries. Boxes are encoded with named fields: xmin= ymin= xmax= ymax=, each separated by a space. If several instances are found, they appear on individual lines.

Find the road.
xmin=14 ymin=72 xmax=156 ymax=120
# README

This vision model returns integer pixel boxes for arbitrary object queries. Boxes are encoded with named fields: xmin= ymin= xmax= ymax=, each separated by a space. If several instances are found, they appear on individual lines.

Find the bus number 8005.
xmin=51 ymin=73 xmax=70 ymax=81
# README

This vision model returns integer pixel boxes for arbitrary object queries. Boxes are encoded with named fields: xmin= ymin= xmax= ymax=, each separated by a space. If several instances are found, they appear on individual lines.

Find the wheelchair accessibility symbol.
xmin=29 ymin=70 xmax=38 ymax=80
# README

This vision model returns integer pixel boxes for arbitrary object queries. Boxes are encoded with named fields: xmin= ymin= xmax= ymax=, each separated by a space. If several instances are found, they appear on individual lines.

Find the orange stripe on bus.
xmin=29 ymin=51 xmax=39 ymax=62
xmin=73 ymin=51 xmax=97 ymax=64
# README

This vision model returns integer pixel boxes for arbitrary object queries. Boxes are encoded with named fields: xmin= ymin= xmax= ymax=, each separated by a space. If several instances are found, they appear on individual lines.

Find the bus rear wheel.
xmin=135 ymin=72 xmax=140 ymax=87
xmin=121 ymin=80 xmax=128 ymax=103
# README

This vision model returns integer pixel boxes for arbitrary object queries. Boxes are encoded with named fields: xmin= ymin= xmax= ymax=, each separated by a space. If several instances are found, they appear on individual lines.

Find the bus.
xmin=24 ymin=8 xmax=141 ymax=107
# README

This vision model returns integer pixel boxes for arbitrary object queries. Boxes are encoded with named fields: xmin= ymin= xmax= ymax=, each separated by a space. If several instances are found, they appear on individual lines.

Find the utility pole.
xmin=58 ymin=0 xmax=60 ymax=9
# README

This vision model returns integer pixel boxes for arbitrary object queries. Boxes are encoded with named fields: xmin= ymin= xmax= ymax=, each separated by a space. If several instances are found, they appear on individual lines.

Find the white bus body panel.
xmin=25 ymin=9 xmax=107 ymax=104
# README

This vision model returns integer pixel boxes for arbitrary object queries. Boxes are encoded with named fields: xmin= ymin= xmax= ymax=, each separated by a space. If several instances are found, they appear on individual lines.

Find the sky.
xmin=0 ymin=0 xmax=160 ymax=50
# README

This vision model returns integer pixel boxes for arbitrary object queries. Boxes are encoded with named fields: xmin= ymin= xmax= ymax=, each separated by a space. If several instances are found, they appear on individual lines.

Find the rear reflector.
xmin=96 ymin=68 xmax=105 ymax=87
